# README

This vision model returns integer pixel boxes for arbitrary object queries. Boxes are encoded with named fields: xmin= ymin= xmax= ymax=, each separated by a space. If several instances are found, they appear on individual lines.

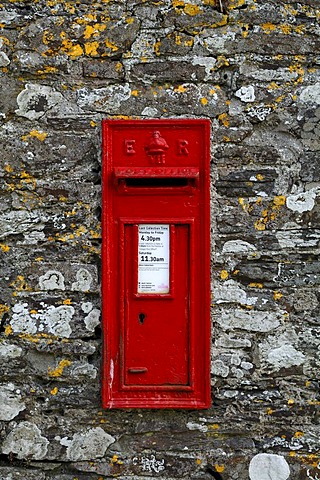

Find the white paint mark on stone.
xmin=133 ymin=455 xmax=165 ymax=473
xmin=23 ymin=231 xmax=46 ymax=245
xmin=77 ymin=84 xmax=131 ymax=113
xmin=276 ymin=230 xmax=319 ymax=249
xmin=247 ymin=103 xmax=271 ymax=121
xmin=299 ymin=82 xmax=320 ymax=105
xmin=267 ymin=344 xmax=305 ymax=370
xmin=59 ymin=436 xmax=72 ymax=447
xmin=0 ymin=342 xmax=23 ymax=358
xmin=235 ymin=85 xmax=255 ymax=102
xmin=71 ymin=268 xmax=93 ymax=292
xmin=141 ymin=107 xmax=159 ymax=116
xmin=211 ymin=359 xmax=230 ymax=378
xmin=84 ymin=308 xmax=100 ymax=332
xmin=213 ymin=280 xmax=257 ymax=305
xmin=0 ymin=51 xmax=10 ymax=67
xmin=39 ymin=270 xmax=65 ymax=291
xmin=11 ymin=303 xmax=37 ymax=334
xmin=16 ymin=83 xmax=64 ymax=120
xmin=0 ymin=384 xmax=26 ymax=420
xmin=44 ymin=305 xmax=74 ymax=338
xmin=81 ymin=302 xmax=93 ymax=314
xmin=192 ymin=56 xmax=217 ymax=80
xmin=11 ymin=302 xmax=74 ymax=338
xmin=222 ymin=239 xmax=257 ymax=254
xmin=217 ymin=309 xmax=281 ymax=332
xmin=66 ymin=427 xmax=115 ymax=461
xmin=71 ymin=361 xmax=97 ymax=379
xmin=186 ymin=421 xmax=208 ymax=433
xmin=286 ymin=189 xmax=317 ymax=213
xmin=0 ymin=211 xmax=45 ymax=239
xmin=249 ymin=453 xmax=290 ymax=480
xmin=2 ymin=422 xmax=49 ymax=460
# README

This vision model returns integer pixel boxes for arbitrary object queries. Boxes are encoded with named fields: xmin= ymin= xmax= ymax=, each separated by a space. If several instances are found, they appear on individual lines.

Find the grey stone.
xmin=0 ymin=384 xmax=26 ymax=421
xmin=2 ymin=422 xmax=49 ymax=460
xmin=249 ymin=453 xmax=290 ymax=480
xmin=65 ymin=428 xmax=115 ymax=461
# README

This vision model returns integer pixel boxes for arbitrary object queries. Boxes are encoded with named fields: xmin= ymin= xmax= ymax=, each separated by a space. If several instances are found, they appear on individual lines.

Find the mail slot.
xmin=101 ymin=119 xmax=211 ymax=409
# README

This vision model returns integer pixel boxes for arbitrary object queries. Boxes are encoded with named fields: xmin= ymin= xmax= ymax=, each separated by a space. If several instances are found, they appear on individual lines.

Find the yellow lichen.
xmin=273 ymin=195 xmax=286 ymax=207
xmin=0 ymin=304 xmax=10 ymax=320
xmin=209 ymin=423 xmax=220 ymax=429
xmin=249 ymin=282 xmax=263 ymax=289
xmin=201 ymin=97 xmax=208 ymax=105
xmin=10 ymin=275 xmax=31 ymax=293
xmin=104 ymin=39 xmax=118 ymax=52
xmin=90 ymin=229 xmax=101 ymax=239
xmin=273 ymin=290 xmax=283 ymax=301
xmin=267 ymin=81 xmax=280 ymax=91
xmin=50 ymin=387 xmax=59 ymax=395
xmin=218 ymin=113 xmax=230 ymax=127
xmin=215 ymin=465 xmax=225 ymax=473
xmin=23 ymin=130 xmax=48 ymax=142
xmin=241 ymin=24 xmax=250 ymax=38
xmin=48 ymin=359 xmax=72 ymax=378
xmin=61 ymin=39 xmax=84 ymax=58
xmin=154 ymin=41 xmax=161 ymax=56
xmin=172 ymin=0 xmax=184 ymax=7
xmin=4 ymin=164 xmax=13 ymax=173
xmin=0 ymin=244 xmax=10 ymax=252
xmin=83 ymin=25 xmax=96 ymax=40
xmin=220 ymin=270 xmax=229 ymax=280
xmin=184 ymin=4 xmax=202 ymax=15
xmin=174 ymin=85 xmax=187 ymax=93
xmin=37 ymin=66 xmax=59 ymax=75
xmin=84 ymin=41 xmax=99 ymax=56
xmin=5 ymin=325 xmax=13 ymax=336
xmin=261 ymin=23 xmax=276 ymax=34
xmin=217 ymin=55 xmax=229 ymax=68
xmin=110 ymin=454 xmax=124 ymax=465
xmin=227 ymin=0 xmax=246 ymax=10
xmin=280 ymin=24 xmax=291 ymax=34
xmin=254 ymin=219 xmax=267 ymax=231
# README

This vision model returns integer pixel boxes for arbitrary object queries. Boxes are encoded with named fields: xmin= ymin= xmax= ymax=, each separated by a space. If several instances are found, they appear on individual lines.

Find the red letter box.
xmin=101 ymin=119 xmax=211 ymax=409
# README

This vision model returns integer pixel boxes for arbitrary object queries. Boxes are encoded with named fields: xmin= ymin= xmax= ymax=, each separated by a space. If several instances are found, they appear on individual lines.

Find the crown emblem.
xmin=145 ymin=131 xmax=169 ymax=164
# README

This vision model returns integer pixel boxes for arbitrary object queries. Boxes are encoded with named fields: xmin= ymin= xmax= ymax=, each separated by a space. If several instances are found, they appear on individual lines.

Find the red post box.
xmin=101 ymin=119 xmax=211 ymax=409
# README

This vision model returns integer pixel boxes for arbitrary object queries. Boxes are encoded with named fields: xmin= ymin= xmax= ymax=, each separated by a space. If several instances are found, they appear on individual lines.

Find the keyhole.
xmin=139 ymin=313 xmax=145 ymax=324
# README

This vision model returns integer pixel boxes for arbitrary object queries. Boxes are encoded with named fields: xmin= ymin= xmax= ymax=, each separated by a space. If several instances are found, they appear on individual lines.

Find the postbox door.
xmin=123 ymin=223 xmax=190 ymax=387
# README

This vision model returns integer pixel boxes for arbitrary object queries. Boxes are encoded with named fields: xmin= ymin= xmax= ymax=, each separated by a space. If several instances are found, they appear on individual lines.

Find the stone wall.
xmin=0 ymin=0 xmax=319 ymax=478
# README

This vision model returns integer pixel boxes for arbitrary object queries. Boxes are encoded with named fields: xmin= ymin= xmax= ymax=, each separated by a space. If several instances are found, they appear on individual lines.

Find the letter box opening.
xmin=101 ymin=119 xmax=211 ymax=409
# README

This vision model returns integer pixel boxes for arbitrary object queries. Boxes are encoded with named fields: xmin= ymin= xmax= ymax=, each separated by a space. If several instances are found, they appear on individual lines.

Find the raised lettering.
xmin=125 ymin=139 xmax=136 ymax=155
xmin=177 ymin=139 xmax=189 ymax=156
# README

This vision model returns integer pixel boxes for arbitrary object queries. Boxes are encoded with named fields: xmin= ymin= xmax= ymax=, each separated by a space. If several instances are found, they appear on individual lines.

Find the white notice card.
xmin=138 ymin=224 xmax=170 ymax=294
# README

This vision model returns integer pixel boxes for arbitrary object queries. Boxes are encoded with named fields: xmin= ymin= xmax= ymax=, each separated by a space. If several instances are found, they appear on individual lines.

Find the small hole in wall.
xmin=206 ymin=464 xmax=224 ymax=480
xmin=95 ymin=206 xmax=102 ymax=222
xmin=0 ymin=313 xmax=9 ymax=333
xmin=94 ymin=325 xmax=102 ymax=339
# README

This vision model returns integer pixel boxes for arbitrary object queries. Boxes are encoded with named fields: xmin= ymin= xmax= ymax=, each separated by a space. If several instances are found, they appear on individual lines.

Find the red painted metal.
xmin=101 ymin=119 xmax=211 ymax=409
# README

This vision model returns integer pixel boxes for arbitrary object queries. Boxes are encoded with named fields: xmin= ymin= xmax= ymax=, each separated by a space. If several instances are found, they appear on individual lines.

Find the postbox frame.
xmin=101 ymin=119 xmax=211 ymax=409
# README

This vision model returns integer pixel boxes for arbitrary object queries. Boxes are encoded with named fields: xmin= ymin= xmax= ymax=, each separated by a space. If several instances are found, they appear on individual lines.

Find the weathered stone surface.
xmin=249 ymin=453 xmax=290 ymax=480
xmin=0 ymin=0 xmax=319 ymax=478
